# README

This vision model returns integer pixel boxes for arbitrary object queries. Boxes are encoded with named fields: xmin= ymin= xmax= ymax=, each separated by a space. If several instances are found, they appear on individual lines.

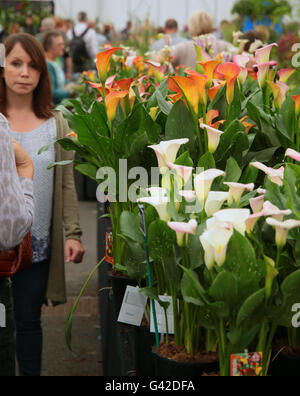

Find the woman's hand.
xmin=13 ymin=139 xmax=34 ymax=180
xmin=65 ymin=239 xmax=85 ymax=263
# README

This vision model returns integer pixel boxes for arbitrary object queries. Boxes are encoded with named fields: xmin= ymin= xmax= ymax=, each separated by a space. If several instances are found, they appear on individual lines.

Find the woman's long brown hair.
xmin=0 ymin=33 xmax=53 ymax=119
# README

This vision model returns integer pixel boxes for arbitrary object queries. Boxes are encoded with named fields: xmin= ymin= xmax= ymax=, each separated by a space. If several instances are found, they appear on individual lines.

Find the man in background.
xmin=35 ymin=17 xmax=55 ymax=43
xmin=151 ymin=19 xmax=187 ymax=52
xmin=67 ymin=11 xmax=98 ymax=73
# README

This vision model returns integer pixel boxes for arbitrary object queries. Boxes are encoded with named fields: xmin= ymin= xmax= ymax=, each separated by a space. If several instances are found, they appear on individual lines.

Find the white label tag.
xmin=150 ymin=296 xmax=174 ymax=335
xmin=117 ymin=286 xmax=147 ymax=326
xmin=0 ymin=303 xmax=6 ymax=328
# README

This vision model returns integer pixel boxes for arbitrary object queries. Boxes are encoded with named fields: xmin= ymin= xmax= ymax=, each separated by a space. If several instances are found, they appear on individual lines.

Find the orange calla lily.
xmin=117 ymin=78 xmax=134 ymax=91
xmin=292 ymin=94 xmax=300 ymax=118
xmin=208 ymin=84 xmax=223 ymax=102
xmin=216 ymin=63 xmax=242 ymax=105
xmin=240 ymin=116 xmax=256 ymax=134
xmin=66 ymin=131 xmax=78 ymax=139
xmin=198 ymin=60 xmax=220 ymax=87
xmin=169 ymin=76 xmax=199 ymax=115
xmin=96 ymin=47 xmax=122 ymax=83
xmin=185 ymin=70 xmax=208 ymax=107
xmin=267 ymin=81 xmax=289 ymax=111
xmin=278 ymin=68 xmax=295 ymax=84
xmin=199 ymin=110 xmax=225 ymax=129
xmin=146 ymin=61 xmax=165 ymax=83
xmin=105 ymin=91 xmax=129 ymax=122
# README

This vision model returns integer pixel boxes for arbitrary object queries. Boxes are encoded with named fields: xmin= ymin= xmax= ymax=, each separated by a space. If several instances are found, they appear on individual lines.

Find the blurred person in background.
xmin=121 ymin=20 xmax=132 ymax=41
xmin=0 ymin=32 xmax=84 ymax=376
xmin=151 ymin=19 xmax=187 ymax=51
xmin=171 ymin=10 xmax=235 ymax=69
xmin=35 ymin=17 xmax=55 ymax=43
xmin=43 ymin=31 xmax=73 ymax=105
xmin=67 ymin=11 xmax=98 ymax=73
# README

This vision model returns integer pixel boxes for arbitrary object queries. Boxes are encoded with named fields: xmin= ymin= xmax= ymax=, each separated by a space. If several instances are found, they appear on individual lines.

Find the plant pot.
xmin=270 ymin=348 xmax=300 ymax=377
xmin=135 ymin=326 xmax=156 ymax=376
xmin=108 ymin=270 xmax=137 ymax=315
xmin=151 ymin=343 xmax=219 ymax=377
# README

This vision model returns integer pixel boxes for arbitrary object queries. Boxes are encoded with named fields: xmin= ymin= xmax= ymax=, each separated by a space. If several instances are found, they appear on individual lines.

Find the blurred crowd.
xmin=1 ymin=8 xmax=282 ymax=107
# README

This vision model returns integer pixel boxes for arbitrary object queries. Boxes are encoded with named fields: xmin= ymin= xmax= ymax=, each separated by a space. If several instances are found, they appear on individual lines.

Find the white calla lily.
xmin=200 ymin=226 xmax=233 ymax=269
xmin=137 ymin=196 xmax=170 ymax=222
xmin=168 ymin=219 xmax=198 ymax=247
xmin=250 ymin=195 xmax=265 ymax=214
xmin=224 ymin=182 xmax=255 ymax=206
xmin=266 ymin=218 xmax=300 ymax=248
xmin=200 ymin=123 xmax=224 ymax=154
xmin=194 ymin=169 xmax=225 ymax=205
xmin=246 ymin=211 xmax=265 ymax=234
xmin=146 ymin=187 xmax=169 ymax=199
xmin=250 ymin=162 xmax=284 ymax=186
xmin=205 ymin=191 xmax=229 ymax=217
xmin=263 ymin=201 xmax=292 ymax=221
xmin=149 ymin=139 xmax=189 ymax=174
xmin=214 ymin=208 xmax=251 ymax=236
xmin=166 ymin=161 xmax=194 ymax=187
xmin=179 ymin=190 xmax=197 ymax=202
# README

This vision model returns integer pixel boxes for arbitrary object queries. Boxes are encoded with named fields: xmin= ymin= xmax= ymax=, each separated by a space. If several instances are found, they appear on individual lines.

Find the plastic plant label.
xmin=105 ymin=232 xmax=114 ymax=265
xmin=231 ymin=352 xmax=263 ymax=376
xmin=117 ymin=286 xmax=147 ymax=326
xmin=150 ymin=296 xmax=174 ymax=335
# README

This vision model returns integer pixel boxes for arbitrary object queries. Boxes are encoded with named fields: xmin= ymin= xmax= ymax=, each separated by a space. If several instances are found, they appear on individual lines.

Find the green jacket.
xmin=47 ymin=60 xmax=71 ymax=105
xmin=47 ymin=111 xmax=82 ymax=304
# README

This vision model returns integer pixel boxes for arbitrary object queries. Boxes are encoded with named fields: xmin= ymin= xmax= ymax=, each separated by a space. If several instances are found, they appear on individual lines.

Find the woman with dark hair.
xmin=0 ymin=33 xmax=85 ymax=376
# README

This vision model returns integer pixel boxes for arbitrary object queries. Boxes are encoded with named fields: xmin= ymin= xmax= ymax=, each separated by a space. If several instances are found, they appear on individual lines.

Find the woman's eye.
xmin=12 ymin=62 xmax=20 ymax=67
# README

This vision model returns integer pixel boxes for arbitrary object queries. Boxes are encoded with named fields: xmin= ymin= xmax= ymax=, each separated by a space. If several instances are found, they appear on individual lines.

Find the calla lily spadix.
xmin=224 ymin=182 xmax=255 ymax=206
xmin=250 ymin=162 xmax=284 ymax=186
xmin=137 ymin=195 xmax=170 ymax=222
xmin=205 ymin=191 xmax=230 ymax=217
xmin=285 ymin=148 xmax=300 ymax=162
xmin=96 ymin=47 xmax=122 ymax=83
xmin=148 ymin=139 xmax=189 ymax=174
xmin=199 ymin=123 xmax=224 ymax=154
xmin=200 ymin=225 xmax=233 ymax=270
xmin=194 ymin=169 xmax=226 ymax=204
xmin=263 ymin=201 xmax=292 ymax=221
xmin=168 ymin=219 xmax=198 ymax=247
xmin=266 ymin=218 xmax=300 ymax=248
xmin=216 ymin=62 xmax=242 ymax=105
xmin=213 ymin=208 xmax=251 ymax=236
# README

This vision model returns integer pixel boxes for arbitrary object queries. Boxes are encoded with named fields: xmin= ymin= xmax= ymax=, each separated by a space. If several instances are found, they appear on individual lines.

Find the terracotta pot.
xmin=151 ymin=347 xmax=219 ymax=377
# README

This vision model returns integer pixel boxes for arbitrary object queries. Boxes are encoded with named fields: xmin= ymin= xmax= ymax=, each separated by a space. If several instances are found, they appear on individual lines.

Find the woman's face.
xmin=3 ymin=43 xmax=41 ymax=96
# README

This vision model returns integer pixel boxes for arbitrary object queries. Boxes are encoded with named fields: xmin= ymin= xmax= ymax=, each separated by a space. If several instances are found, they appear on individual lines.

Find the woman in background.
xmin=172 ymin=10 xmax=236 ymax=69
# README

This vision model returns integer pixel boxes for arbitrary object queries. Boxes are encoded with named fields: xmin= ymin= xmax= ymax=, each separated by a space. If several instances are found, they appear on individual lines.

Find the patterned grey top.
xmin=0 ymin=113 xmax=35 ymax=251
xmin=11 ymin=117 xmax=56 ymax=263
